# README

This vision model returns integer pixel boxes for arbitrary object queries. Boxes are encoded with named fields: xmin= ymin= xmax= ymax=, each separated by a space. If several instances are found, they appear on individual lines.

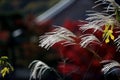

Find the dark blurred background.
xmin=0 ymin=0 xmax=101 ymax=80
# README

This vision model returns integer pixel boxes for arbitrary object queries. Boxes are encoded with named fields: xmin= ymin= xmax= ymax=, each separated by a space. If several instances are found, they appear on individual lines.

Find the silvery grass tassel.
xmin=29 ymin=60 xmax=63 ymax=80
xmin=100 ymin=60 xmax=120 ymax=74
xmin=29 ymin=60 xmax=51 ymax=80
xmin=39 ymin=26 xmax=77 ymax=50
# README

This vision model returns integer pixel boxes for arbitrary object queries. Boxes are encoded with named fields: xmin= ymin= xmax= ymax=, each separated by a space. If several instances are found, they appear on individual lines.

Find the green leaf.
xmin=115 ymin=8 xmax=120 ymax=22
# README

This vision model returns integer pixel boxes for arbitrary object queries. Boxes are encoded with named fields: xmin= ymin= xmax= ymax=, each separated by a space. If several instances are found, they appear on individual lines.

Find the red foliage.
xmin=54 ymin=20 xmax=119 ymax=80
xmin=0 ymin=31 xmax=9 ymax=42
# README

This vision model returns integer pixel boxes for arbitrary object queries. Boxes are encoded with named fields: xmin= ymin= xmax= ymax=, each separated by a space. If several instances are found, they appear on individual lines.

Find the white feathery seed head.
xmin=114 ymin=35 xmax=120 ymax=52
xmin=80 ymin=11 xmax=116 ymax=33
xmin=100 ymin=60 xmax=120 ymax=74
xmin=79 ymin=34 xmax=101 ymax=48
xmin=29 ymin=60 xmax=51 ymax=80
xmin=39 ymin=26 xmax=77 ymax=49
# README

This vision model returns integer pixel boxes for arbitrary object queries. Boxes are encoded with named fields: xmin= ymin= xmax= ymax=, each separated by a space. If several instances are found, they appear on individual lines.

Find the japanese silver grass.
xmin=114 ymin=35 xmax=120 ymax=51
xmin=80 ymin=23 xmax=102 ymax=33
xmin=79 ymin=34 xmax=101 ymax=48
xmin=39 ymin=27 xmax=77 ymax=49
xmin=94 ymin=0 xmax=120 ymax=9
xmin=100 ymin=60 xmax=120 ymax=74
xmin=80 ymin=11 xmax=116 ymax=33
xmin=29 ymin=60 xmax=51 ymax=80
xmin=93 ymin=0 xmax=108 ymax=8
xmin=86 ymin=12 xmax=115 ymax=25
xmin=93 ymin=0 xmax=120 ymax=21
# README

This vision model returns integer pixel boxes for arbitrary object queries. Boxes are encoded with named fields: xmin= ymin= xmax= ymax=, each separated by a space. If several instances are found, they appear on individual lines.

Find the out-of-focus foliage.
xmin=0 ymin=56 xmax=14 ymax=78
xmin=0 ymin=0 xmax=60 ymax=15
